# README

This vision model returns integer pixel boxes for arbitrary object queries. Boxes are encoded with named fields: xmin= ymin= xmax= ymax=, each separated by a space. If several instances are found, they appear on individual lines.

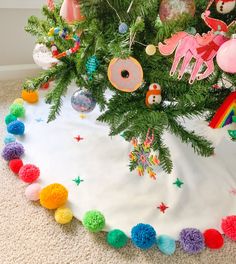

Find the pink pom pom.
xmin=25 ymin=183 xmax=41 ymax=201
xmin=19 ymin=164 xmax=40 ymax=183
xmin=221 ymin=216 xmax=236 ymax=241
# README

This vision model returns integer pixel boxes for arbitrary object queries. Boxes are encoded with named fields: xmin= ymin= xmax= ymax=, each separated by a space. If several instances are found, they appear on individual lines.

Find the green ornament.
xmin=107 ymin=229 xmax=128 ymax=248
xmin=9 ymin=104 xmax=25 ymax=118
xmin=5 ymin=114 xmax=17 ymax=125
xmin=82 ymin=210 xmax=105 ymax=233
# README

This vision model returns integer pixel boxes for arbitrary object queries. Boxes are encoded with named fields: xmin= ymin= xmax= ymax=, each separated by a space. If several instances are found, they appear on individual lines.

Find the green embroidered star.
xmin=173 ymin=178 xmax=184 ymax=188
xmin=73 ymin=176 xmax=84 ymax=186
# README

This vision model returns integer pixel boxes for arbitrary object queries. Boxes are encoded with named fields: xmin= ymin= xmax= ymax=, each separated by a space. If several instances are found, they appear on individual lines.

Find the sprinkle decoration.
xmin=157 ymin=202 xmax=169 ymax=214
xmin=73 ymin=176 xmax=84 ymax=186
xmin=74 ymin=135 xmax=84 ymax=142
xmin=3 ymin=96 xmax=236 ymax=255
xmin=173 ymin=178 xmax=184 ymax=188
xmin=129 ymin=129 xmax=160 ymax=179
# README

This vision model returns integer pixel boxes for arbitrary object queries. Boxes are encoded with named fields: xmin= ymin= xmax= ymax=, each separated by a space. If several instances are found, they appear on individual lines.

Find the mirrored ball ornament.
xmin=71 ymin=90 xmax=96 ymax=113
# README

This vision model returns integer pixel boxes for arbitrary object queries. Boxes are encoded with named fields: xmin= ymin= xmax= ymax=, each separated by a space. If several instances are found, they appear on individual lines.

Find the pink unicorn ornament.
xmin=158 ymin=11 xmax=229 ymax=84
xmin=60 ymin=0 xmax=84 ymax=24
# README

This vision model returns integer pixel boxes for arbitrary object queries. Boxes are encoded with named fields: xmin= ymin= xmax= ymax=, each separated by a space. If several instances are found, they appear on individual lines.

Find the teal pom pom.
xmin=7 ymin=120 xmax=25 ymax=135
xmin=9 ymin=104 xmax=25 ymax=118
xmin=86 ymin=56 xmax=99 ymax=79
xmin=107 ymin=229 xmax=128 ymax=249
xmin=82 ymin=210 xmax=105 ymax=233
xmin=4 ymin=134 xmax=16 ymax=145
xmin=157 ymin=235 xmax=176 ymax=256
xmin=5 ymin=114 xmax=17 ymax=125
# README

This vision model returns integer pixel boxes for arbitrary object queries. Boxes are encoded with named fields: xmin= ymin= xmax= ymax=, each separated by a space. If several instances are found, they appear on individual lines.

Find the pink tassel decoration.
xmin=60 ymin=0 xmax=83 ymax=24
xmin=47 ymin=0 xmax=55 ymax=11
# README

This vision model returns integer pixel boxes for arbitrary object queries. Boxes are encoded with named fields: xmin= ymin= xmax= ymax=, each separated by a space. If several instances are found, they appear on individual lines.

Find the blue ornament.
xmin=4 ymin=134 xmax=16 ymax=145
xmin=7 ymin=120 xmax=25 ymax=135
xmin=86 ymin=56 xmax=99 ymax=80
xmin=119 ymin=22 xmax=128 ymax=34
xmin=157 ymin=235 xmax=176 ymax=255
xmin=71 ymin=90 xmax=96 ymax=113
xmin=131 ymin=223 xmax=157 ymax=250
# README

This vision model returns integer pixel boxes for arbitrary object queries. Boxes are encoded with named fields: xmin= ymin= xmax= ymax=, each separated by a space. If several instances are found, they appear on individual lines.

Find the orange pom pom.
xmin=21 ymin=90 xmax=39 ymax=104
xmin=40 ymin=183 xmax=68 ymax=209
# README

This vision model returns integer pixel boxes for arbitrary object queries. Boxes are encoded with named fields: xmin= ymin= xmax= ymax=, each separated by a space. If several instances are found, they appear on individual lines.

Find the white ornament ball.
xmin=145 ymin=45 xmax=157 ymax=56
xmin=216 ymin=0 xmax=235 ymax=14
xmin=25 ymin=183 xmax=41 ymax=201
xmin=119 ymin=23 xmax=128 ymax=34
xmin=33 ymin=44 xmax=59 ymax=70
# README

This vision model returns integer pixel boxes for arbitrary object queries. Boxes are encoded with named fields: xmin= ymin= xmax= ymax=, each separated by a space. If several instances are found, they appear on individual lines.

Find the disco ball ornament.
xmin=159 ymin=0 xmax=195 ymax=22
xmin=71 ymin=90 xmax=96 ymax=113
xmin=216 ymin=37 xmax=236 ymax=74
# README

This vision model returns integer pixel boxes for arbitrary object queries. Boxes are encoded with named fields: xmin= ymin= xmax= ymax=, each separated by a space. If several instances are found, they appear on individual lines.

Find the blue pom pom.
xmin=131 ymin=223 xmax=156 ymax=250
xmin=4 ymin=134 xmax=16 ymax=145
xmin=119 ymin=23 xmax=128 ymax=34
xmin=157 ymin=235 xmax=176 ymax=256
xmin=7 ymin=120 xmax=25 ymax=135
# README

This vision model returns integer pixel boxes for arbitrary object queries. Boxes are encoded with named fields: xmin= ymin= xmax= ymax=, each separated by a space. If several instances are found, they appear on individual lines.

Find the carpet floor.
xmin=0 ymin=80 xmax=235 ymax=264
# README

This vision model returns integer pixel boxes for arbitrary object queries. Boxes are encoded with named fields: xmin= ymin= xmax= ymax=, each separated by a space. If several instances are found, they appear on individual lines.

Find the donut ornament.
xmin=145 ymin=83 xmax=162 ymax=107
xmin=107 ymin=57 xmax=143 ymax=93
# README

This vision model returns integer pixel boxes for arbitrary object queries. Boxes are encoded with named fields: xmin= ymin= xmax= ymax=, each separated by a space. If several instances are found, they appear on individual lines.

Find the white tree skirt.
xmin=19 ymin=85 xmax=236 ymax=239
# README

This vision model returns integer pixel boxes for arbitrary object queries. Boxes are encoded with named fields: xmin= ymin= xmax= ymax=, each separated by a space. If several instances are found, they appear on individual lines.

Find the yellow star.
xmin=80 ymin=114 xmax=86 ymax=119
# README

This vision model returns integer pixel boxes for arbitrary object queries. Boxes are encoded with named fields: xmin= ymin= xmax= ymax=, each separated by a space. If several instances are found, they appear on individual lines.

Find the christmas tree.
xmin=23 ymin=0 xmax=236 ymax=173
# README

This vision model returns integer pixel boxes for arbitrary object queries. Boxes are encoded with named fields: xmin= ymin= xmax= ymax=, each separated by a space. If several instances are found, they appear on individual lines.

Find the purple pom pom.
xmin=179 ymin=228 xmax=205 ymax=254
xmin=1 ymin=142 xmax=25 ymax=161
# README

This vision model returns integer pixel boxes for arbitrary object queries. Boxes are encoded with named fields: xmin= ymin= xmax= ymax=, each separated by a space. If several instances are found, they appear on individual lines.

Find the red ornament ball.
xmin=221 ymin=216 xmax=236 ymax=241
xmin=19 ymin=164 xmax=40 ymax=183
xmin=41 ymin=82 xmax=50 ymax=89
xmin=9 ymin=159 xmax=23 ymax=174
xmin=203 ymin=229 xmax=224 ymax=249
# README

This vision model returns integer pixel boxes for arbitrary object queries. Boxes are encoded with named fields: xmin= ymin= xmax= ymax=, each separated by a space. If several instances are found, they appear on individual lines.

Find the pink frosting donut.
xmin=108 ymin=57 xmax=143 ymax=92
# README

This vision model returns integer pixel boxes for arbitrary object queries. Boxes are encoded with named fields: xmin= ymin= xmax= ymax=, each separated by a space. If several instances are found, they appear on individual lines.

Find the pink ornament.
xmin=25 ymin=183 xmax=41 ymax=201
xmin=216 ymin=38 xmax=236 ymax=73
xmin=47 ymin=0 xmax=55 ymax=11
xmin=158 ymin=31 xmax=228 ymax=84
xmin=60 ymin=0 xmax=83 ymax=24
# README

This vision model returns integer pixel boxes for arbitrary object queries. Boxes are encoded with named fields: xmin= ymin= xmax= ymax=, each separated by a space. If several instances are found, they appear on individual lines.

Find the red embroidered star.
xmin=157 ymin=202 xmax=169 ymax=214
xmin=74 ymin=135 xmax=84 ymax=142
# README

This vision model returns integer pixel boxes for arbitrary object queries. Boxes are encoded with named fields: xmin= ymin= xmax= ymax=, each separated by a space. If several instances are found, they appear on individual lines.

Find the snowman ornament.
xmin=215 ymin=0 xmax=236 ymax=14
xmin=145 ymin=83 xmax=162 ymax=107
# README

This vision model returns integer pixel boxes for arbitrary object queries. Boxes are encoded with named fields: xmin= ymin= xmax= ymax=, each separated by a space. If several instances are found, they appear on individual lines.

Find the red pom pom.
xmin=9 ymin=159 xmax=23 ymax=174
xmin=203 ymin=229 xmax=224 ymax=249
xmin=221 ymin=216 xmax=236 ymax=241
xmin=41 ymin=82 xmax=50 ymax=89
xmin=19 ymin=164 xmax=40 ymax=183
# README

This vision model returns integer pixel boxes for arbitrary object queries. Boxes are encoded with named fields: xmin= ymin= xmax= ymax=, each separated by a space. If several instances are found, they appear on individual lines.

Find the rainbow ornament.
xmin=209 ymin=92 xmax=236 ymax=128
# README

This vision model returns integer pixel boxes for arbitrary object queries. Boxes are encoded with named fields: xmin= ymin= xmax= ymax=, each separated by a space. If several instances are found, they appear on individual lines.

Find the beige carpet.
xmin=0 ymin=80 xmax=236 ymax=264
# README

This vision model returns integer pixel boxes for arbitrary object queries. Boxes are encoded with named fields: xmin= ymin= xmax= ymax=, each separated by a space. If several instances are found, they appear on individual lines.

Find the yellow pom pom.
xmin=21 ymin=90 xmax=39 ymax=104
xmin=40 ymin=183 xmax=68 ymax=209
xmin=55 ymin=207 xmax=73 ymax=224
xmin=145 ymin=44 xmax=157 ymax=56
xmin=13 ymin=98 xmax=24 ymax=105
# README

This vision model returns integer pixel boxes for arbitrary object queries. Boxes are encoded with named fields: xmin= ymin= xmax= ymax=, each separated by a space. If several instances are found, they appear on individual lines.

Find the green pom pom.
xmin=82 ymin=210 xmax=105 ymax=233
xmin=5 ymin=114 xmax=17 ymax=125
xmin=107 ymin=229 xmax=128 ymax=248
xmin=9 ymin=104 xmax=25 ymax=118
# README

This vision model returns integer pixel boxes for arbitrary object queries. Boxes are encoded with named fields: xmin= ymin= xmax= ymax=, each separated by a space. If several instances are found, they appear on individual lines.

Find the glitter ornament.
xmin=86 ymin=56 xmax=99 ymax=80
xmin=119 ymin=22 xmax=128 ymax=34
xmin=145 ymin=45 xmax=157 ymax=56
xmin=216 ymin=36 xmax=236 ymax=74
xmin=71 ymin=90 xmax=96 ymax=113
xmin=215 ymin=0 xmax=236 ymax=14
xmin=159 ymin=0 xmax=196 ymax=22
